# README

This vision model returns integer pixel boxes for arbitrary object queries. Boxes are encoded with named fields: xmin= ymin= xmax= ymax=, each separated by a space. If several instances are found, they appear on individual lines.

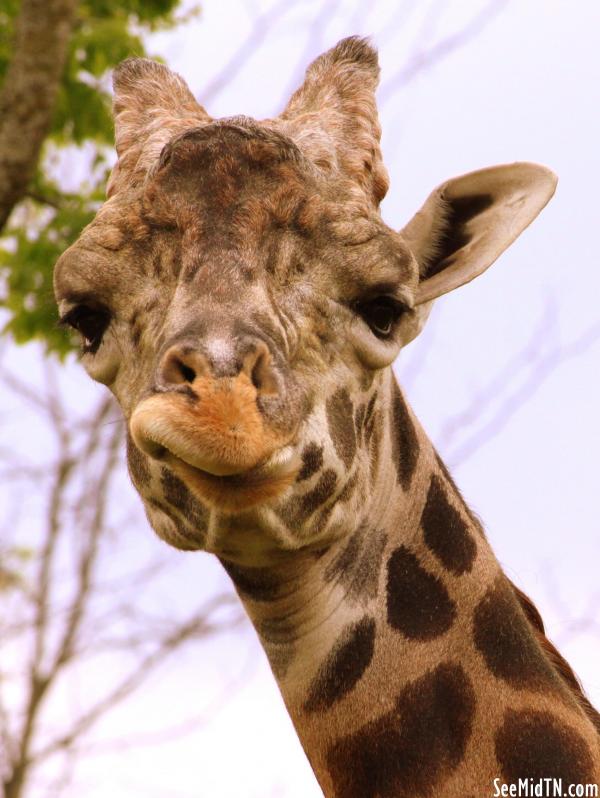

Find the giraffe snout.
xmin=130 ymin=339 xmax=288 ymax=479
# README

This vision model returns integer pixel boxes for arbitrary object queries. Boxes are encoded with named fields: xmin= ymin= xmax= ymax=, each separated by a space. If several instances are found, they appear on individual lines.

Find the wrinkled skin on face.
xmin=55 ymin=120 xmax=418 ymax=560
xmin=53 ymin=37 xmax=556 ymax=564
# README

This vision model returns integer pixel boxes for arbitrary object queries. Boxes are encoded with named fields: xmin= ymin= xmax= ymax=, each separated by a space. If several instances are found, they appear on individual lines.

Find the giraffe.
xmin=54 ymin=37 xmax=600 ymax=797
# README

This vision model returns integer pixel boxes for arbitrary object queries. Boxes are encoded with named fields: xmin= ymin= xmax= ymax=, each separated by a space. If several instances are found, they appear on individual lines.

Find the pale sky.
xmin=3 ymin=2 xmax=600 ymax=796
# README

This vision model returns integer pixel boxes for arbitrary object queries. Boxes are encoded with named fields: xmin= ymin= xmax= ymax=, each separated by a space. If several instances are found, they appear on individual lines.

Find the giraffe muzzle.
xmin=129 ymin=382 xmax=300 ymax=512
xmin=134 ymin=340 xmax=285 ymax=470
xmin=133 ymin=375 xmax=278 ymax=468
xmin=138 ymin=345 xmax=282 ymax=453
xmin=129 ymin=340 xmax=301 ymax=510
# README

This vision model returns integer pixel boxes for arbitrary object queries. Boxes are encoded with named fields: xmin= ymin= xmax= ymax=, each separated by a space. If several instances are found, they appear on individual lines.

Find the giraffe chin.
xmin=165 ymin=446 xmax=300 ymax=514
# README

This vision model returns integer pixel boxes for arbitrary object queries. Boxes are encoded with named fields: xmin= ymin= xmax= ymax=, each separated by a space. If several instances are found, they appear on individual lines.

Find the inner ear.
xmin=400 ymin=163 xmax=557 ymax=306
xmin=425 ymin=193 xmax=494 ymax=278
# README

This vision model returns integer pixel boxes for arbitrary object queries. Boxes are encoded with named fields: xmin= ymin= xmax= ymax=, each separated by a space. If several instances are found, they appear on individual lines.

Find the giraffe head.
xmin=54 ymin=38 xmax=556 ymax=562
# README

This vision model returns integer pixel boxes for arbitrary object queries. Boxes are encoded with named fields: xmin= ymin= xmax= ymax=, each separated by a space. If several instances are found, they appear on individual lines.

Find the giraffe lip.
xmin=128 ymin=386 xmax=302 ymax=511
xmin=164 ymin=444 xmax=301 ymax=513
xmin=139 ymin=434 xmax=246 ymax=476
xmin=130 ymin=395 xmax=296 ymax=477
xmin=167 ymin=444 xmax=299 ymax=482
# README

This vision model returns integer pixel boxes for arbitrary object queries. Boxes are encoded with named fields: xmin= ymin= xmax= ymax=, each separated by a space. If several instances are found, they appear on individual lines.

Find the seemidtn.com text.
xmin=493 ymin=779 xmax=598 ymax=797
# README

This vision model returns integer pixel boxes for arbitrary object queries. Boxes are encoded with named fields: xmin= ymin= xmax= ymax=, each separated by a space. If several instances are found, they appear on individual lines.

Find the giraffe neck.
xmin=223 ymin=376 xmax=600 ymax=797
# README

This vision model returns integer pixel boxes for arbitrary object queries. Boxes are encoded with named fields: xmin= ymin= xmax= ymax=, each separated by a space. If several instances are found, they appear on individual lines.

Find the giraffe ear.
xmin=277 ymin=36 xmax=389 ymax=206
xmin=108 ymin=58 xmax=211 ymax=197
xmin=400 ymin=163 xmax=557 ymax=306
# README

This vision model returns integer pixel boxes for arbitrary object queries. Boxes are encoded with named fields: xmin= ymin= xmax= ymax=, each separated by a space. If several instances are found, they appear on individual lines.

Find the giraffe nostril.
xmin=245 ymin=345 xmax=278 ymax=395
xmin=251 ymin=357 xmax=263 ymax=391
xmin=159 ymin=341 xmax=278 ymax=393
xmin=178 ymin=361 xmax=196 ymax=383
xmin=160 ymin=347 xmax=206 ymax=387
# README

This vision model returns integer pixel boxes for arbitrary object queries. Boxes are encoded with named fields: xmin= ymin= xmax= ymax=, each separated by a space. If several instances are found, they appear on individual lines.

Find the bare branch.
xmin=31 ymin=455 xmax=74 ymax=673
xmin=74 ymin=635 xmax=255 ymax=756
xmin=379 ymin=0 xmax=509 ymax=104
xmin=48 ymin=423 xmax=123 ymax=675
xmin=540 ymin=567 xmax=600 ymax=648
xmin=277 ymin=0 xmax=346 ymax=107
xmin=440 ymin=317 xmax=600 ymax=468
xmin=29 ymin=595 xmax=242 ymax=766
xmin=370 ymin=1 xmax=423 ymax=48
xmin=0 ymin=368 xmax=52 ymax=415
xmin=199 ymin=0 xmax=299 ymax=105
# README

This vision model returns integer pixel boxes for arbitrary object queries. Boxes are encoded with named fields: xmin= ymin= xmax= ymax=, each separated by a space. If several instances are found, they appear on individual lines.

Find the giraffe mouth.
xmin=130 ymin=390 xmax=301 ymax=512
xmin=164 ymin=444 xmax=301 ymax=514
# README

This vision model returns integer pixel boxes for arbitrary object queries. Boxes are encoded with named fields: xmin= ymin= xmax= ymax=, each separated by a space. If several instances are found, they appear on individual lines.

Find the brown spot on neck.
xmin=326 ymin=662 xmax=476 ymax=798
xmin=508 ymin=579 xmax=600 ymax=732
xmin=304 ymin=615 xmax=376 ymax=713
xmin=326 ymin=388 xmax=357 ymax=469
xmin=495 ymin=709 xmax=596 ymax=786
xmin=297 ymin=442 xmax=324 ymax=482
xmin=386 ymin=546 xmax=456 ymax=640
xmin=473 ymin=576 xmax=572 ymax=695
xmin=390 ymin=382 xmax=419 ymax=490
xmin=421 ymin=474 xmax=477 ymax=575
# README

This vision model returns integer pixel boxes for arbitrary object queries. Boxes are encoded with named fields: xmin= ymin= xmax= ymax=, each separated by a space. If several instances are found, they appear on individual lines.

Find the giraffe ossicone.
xmin=54 ymin=36 xmax=599 ymax=797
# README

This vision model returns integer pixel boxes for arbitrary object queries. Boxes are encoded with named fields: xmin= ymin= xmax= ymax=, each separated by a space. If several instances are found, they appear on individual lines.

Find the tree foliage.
xmin=0 ymin=0 xmax=199 ymax=354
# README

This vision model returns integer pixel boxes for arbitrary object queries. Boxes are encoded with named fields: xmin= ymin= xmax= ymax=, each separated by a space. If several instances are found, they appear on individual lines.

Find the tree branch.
xmin=379 ymin=0 xmax=509 ymax=104
xmin=439 ymin=316 xmax=600 ymax=468
xmin=29 ymin=595 xmax=241 ymax=766
xmin=277 ymin=0 xmax=346 ymax=107
xmin=76 ymin=638 xmax=255 ymax=755
xmin=49 ymin=423 xmax=123 ymax=675
xmin=199 ymin=0 xmax=298 ymax=105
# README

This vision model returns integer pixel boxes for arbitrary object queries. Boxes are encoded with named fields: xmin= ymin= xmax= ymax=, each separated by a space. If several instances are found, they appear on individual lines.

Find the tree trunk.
xmin=0 ymin=0 xmax=77 ymax=232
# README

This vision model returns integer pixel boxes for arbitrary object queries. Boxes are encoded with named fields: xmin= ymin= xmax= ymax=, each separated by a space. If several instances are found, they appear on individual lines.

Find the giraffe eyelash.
xmin=354 ymin=296 xmax=407 ymax=338
xmin=59 ymin=303 xmax=112 ymax=353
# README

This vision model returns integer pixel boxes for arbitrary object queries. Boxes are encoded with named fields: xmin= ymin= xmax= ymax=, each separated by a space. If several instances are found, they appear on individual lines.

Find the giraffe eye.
xmin=60 ymin=304 xmax=111 ymax=353
xmin=356 ymin=297 xmax=405 ymax=338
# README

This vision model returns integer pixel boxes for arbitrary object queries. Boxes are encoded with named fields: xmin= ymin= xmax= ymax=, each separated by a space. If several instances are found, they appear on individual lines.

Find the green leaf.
xmin=1 ymin=163 xmax=109 ymax=355
xmin=0 ymin=0 xmax=201 ymax=354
